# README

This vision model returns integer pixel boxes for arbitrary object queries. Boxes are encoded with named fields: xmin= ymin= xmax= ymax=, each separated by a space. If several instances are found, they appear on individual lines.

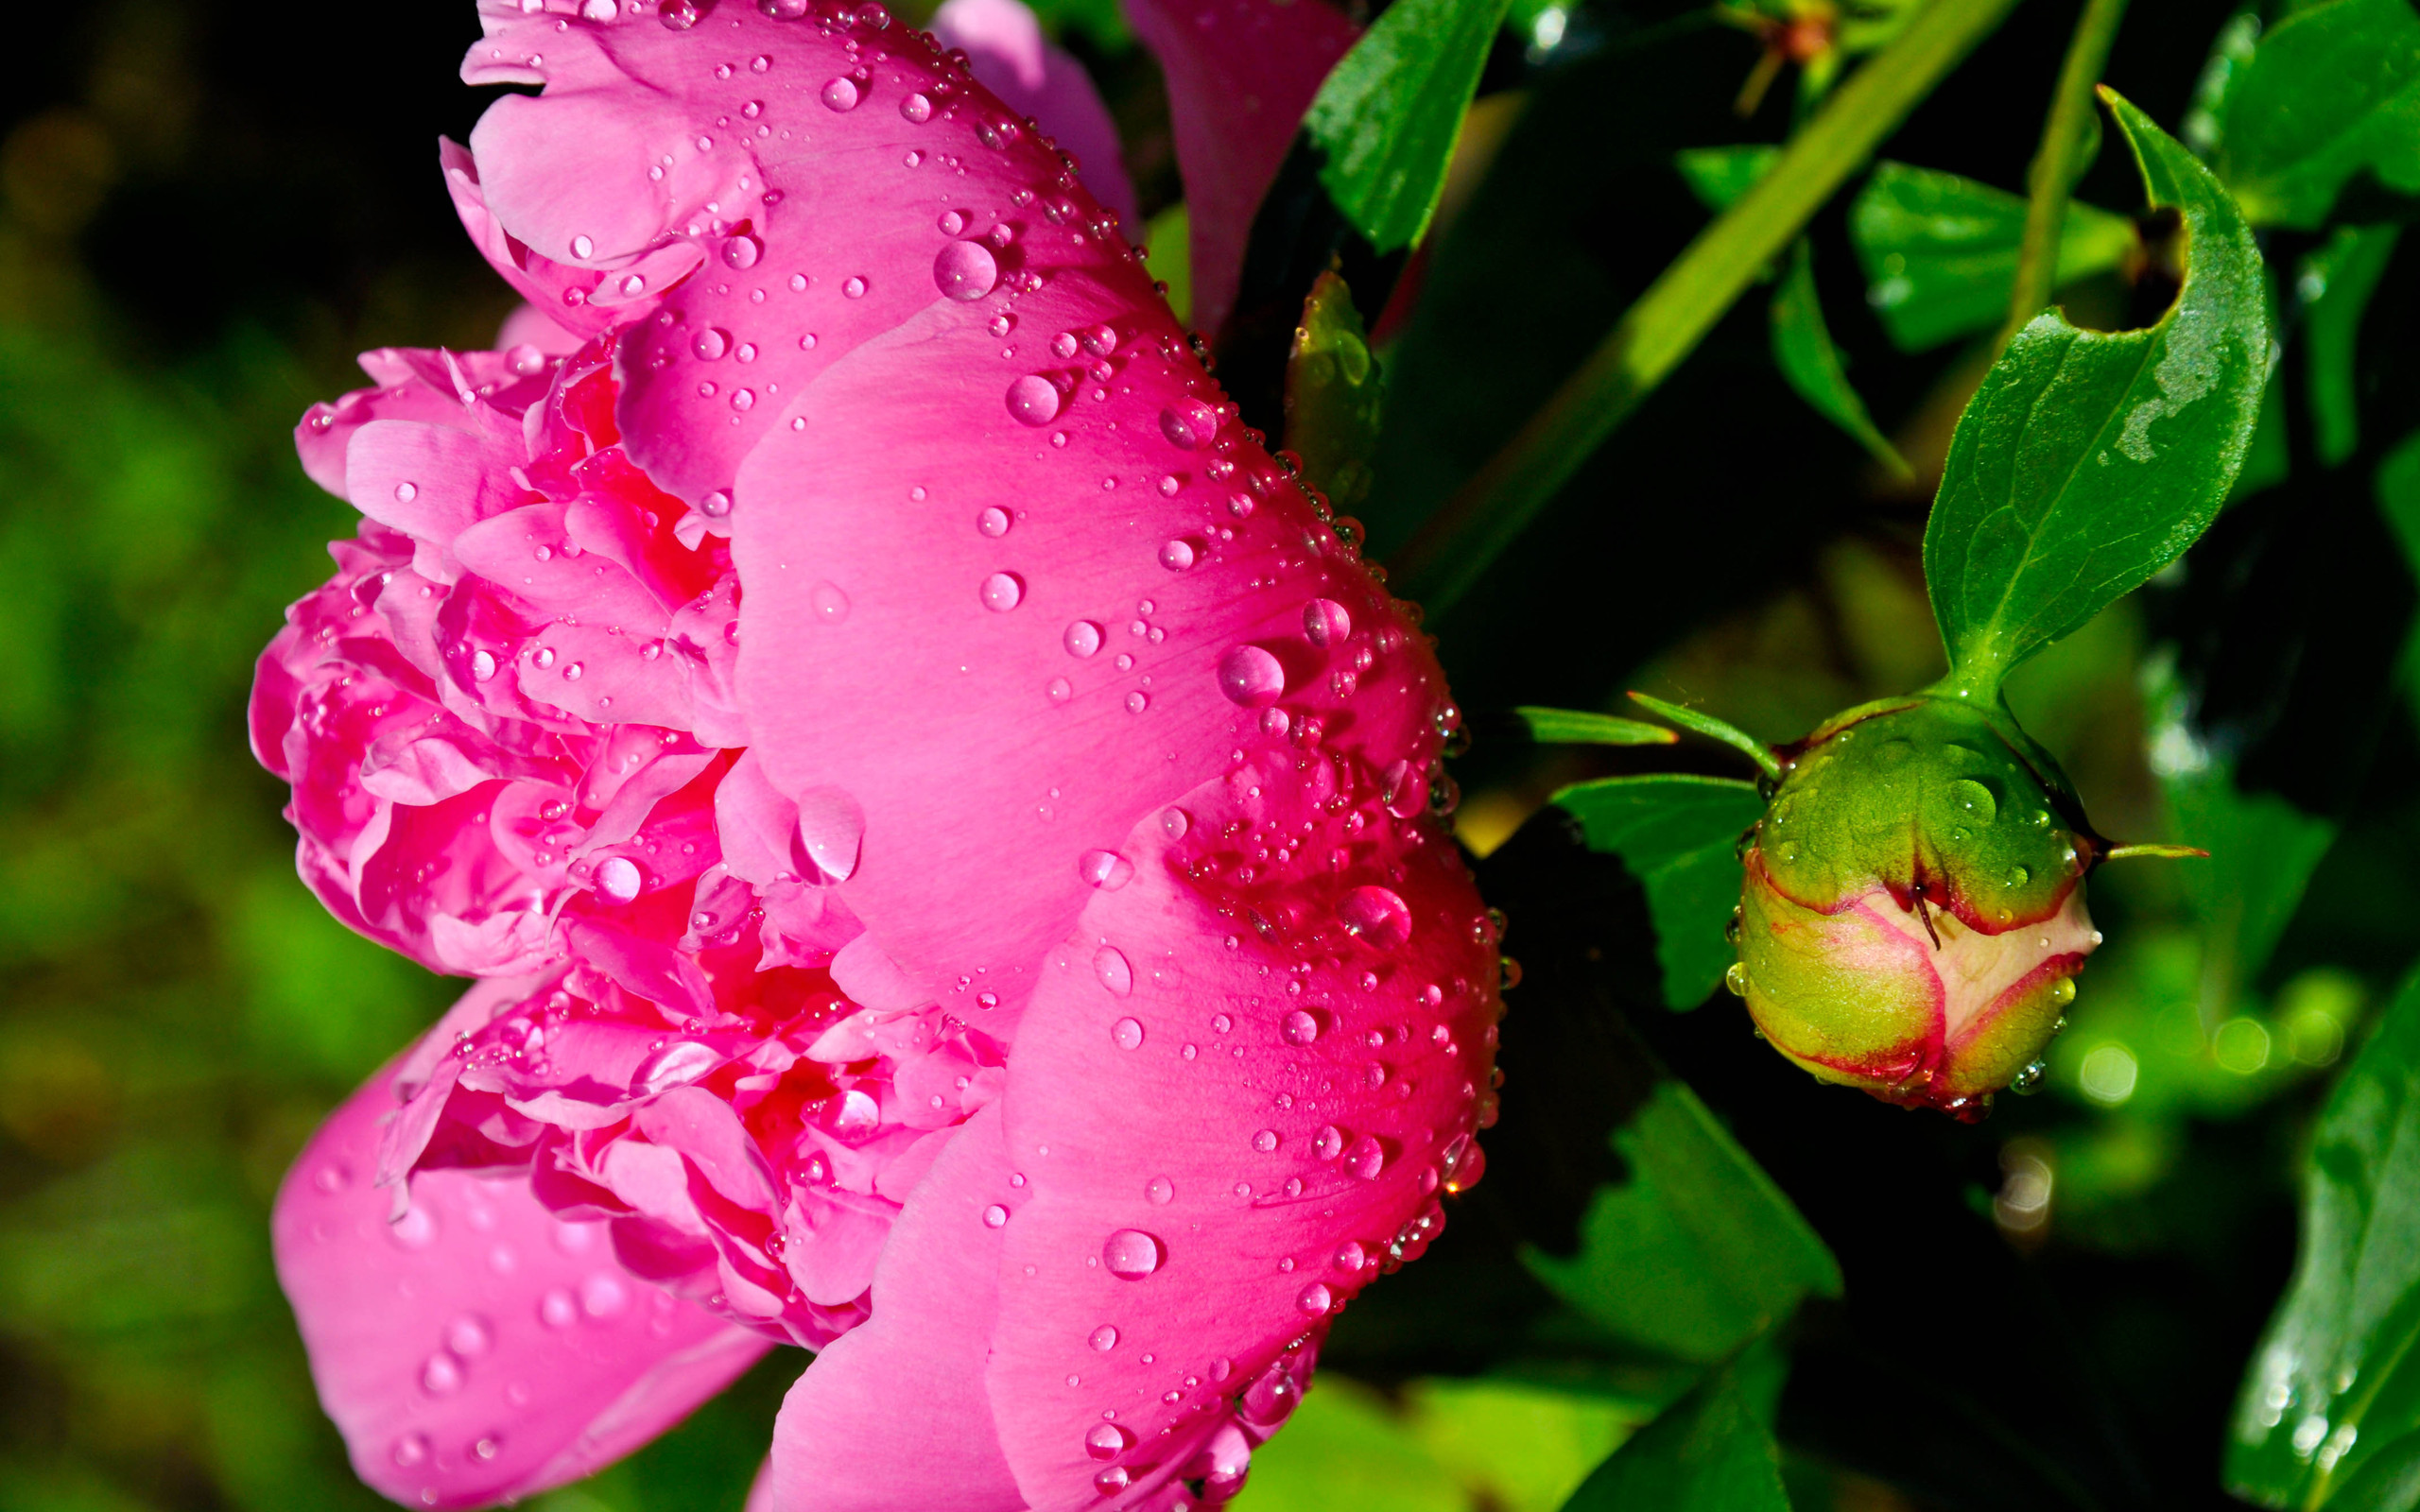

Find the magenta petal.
xmin=764 ymin=1107 xmax=1028 ymax=1512
xmin=934 ymin=0 xmax=1137 ymax=227
xmin=275 ymin=1058 xmax=771 ymax=1509
xmin=1124 ymin=0 xmax=1359 ymax=337
xmin=981 ymin=756 xmax=1498 ymax=1510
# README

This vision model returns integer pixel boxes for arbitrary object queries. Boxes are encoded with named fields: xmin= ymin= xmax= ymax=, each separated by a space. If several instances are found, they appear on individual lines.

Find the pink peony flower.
xmin=257 ymin=3 xmax=1498 ymax=1509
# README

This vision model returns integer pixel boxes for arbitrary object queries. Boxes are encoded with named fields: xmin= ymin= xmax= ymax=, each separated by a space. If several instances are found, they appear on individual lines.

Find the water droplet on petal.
xmin=693 ymin=328 xmax=731 ymax=360
xmin=1111 ymin=1017 xmax=1145 ymax=1050
xmin=539 ymin=1287 xmax=578 ymax=1328
xmin=1094 ymin=947 xmax=1133 ymax=996
xmin=982 ymin=1204 xmax=1009 ymax=1228
xmin=1218 ymin=644 xmax=1286 ymax=707
xmin=1161 ymin=807 xmax=1190 ymax=839
xmin=980 ymin=572 xmax=1024 ymax=611
xmin=1342 ymin=1135 xmax=1387 ymax=1179
xmin=1086 ymin=1423 xmax=1132 ymax=1459
xmin=422 ymin=1353 xmax=464 ymax=1395
xmin=1334 ymin=1241 xmax=1367 ymax=1272
xmin=393 ymin=1433 xmax=431 ymax=1468
xmin=1297 ymin=1282 xmax=1332 ymax=1314
xmin=900 ymin=91 xmax=932 ymax=122
xmin=1063 ymin=620 xmax=1102 ymax=657
xmin=1145 ymin=1176 xmax=1174 ymax=1205
xmin=700 ymin=489 xmax=734 ymax=518
xmin=471 ymin=649 xmax=498 ymax=681
xmin=1159 ymin=538 xmax=1197 ymax=571
xmin=1079 ymin=850 xmax=1134 ymax=889
xmin=1160 ymin=398 xmax=1219 ymax=449
xmin=393 ymin=480 xmax=419 ymax=504
xmin=1102 ymin=1229 xmax=1162 ymax=1279
xmin=1090 ymin=1324 xmax=1120 ymax=1351
xmin=811 ymin=581 xmax=850 ymax=623
xmin=569 ymin=234 xmax=595 ymax=260
xmin=595 ymin=856 xmax=643 ymax=902
xmin=1282 ymin=1009 xmax=1321 ymax=1046
xmin=1313 ymin=1125 xmax=1343 ymax=1160
xmin=821 ymin=77 xmax=860 ymax=111
xmin=977 ymin=506 xmax=1011 ymax=538
xmin=1253 ymin=1129 xmax=1279 ymax=1153
xmin=721 ymin=233 xmax=763 ymax=269
xmin=841 ymin=276 xmax=868 ymax=299
xmin=1337 ymin=885 xmax=1412 ymax=949
xmin=1007 ymin=374 xmax=1061 ymax=425
xmin=934 ymin=240 xmax=998 ymax=301
xmin=1304 ymin=598 xmax=1353 ymax=646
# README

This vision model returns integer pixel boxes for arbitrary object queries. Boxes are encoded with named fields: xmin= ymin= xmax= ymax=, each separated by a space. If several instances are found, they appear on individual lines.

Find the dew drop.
xmin=1337 ymin=885 xmax=1412 ymax=949
xmin=569 ymin=234 xmax=595 ymax=260
xmin=1111 ymin=1017 xmax=1145 ymax=1050
xmin=393 ymin=480 xmax=419 ymax=505
xmin=1334 ymin=1240 xmax=1367 ymax=1271
xmin=1090 ymin=1324 xmax=1120 ymax=1351
xmin=1094 ymin=946 xmax=1133 ymax=996
xmin=841 ymin=276 xmax=867 ymax=298
xmin=1303 ymin=598 xmax=1353 ymax=646
xmin=980 ymin=572 xmax=1025 ymax=611
xmin=821 ymin=77 xmax=860 ymax=111
xmin=393 ymin=1433 xmax=431 ymax=1468
xmin=471 ymin=649 xmax=498 ymax=681
xmin=1160 ymin=398 xmax=1219 ymax=450
xmin=1342 ymin=1134 xmax=1387 ymax=1179
xmin=1159 ymin=538 xmax=1197 ymax=571
xmin=934 ymin=240 xmax=998 ymax=301
xmin=1297 ymin=1282 xmax=1332 ymax=1314
xmin=811 ymin=581 xmax=850 ymax=624
xmin=1145 ymin=1175 xmax=1174 ymax=1205
xmin=1063 ymin=620 xmax=1103 ymax=657
xmin=1282 ymin=1009 xmax=1321 ymax=1046
xmin=1086 ymin=1423 xmax=1132 ymax=1460
xmin=1007 ymin=374 xmax=1062 ymax=425
xmin=1313 ymin=1125 xmax=1344 ymax=1160
xmin=1161 ymin=807 xmax=1190 ymax=839
xmin=900 ymin=91 xmax=932 ymax=122
xmin=1947 ymin=778 xmax=1998 ymax=822
xmin=1218 ymin=644 xmax=1286 ymax=707
xmin=1079 ymin=849 xmax=1134 ymax=889
xmin=982 ymin=1204 xmax=1009 ymax=1228
xmin=422 ymin=1353 xmax=464 ymax=1395
xmin=1102 ymin=1229 xmax=1162 ymax=1279
xmin=595 ymin=856 xmax=643 ymax=902
xmin=721 ymin=233 xmax=763 ymax=269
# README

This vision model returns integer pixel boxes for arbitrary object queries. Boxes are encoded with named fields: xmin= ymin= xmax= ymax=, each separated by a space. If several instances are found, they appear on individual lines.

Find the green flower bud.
xmin=1729 ymin=696 xmax=2104 ymax=1120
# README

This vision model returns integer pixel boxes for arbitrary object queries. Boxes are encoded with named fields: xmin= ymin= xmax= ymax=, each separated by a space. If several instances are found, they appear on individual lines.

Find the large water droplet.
xmin=1253 ymin=1128 xmax=1279 ymax=1153
xmin=794 ymin=788 xmax=864 ymax=882
xmin=1146 ymin=1175 xmax=1174 ymax=1205
xmin=1218 ymin=644 xmax=1286 ymax=707
xmin=1090 ymin=1324 xmax=1120 ymax=1351
xmin=1007 ymin=374 xmax=1061 ymax=425
xmin=1337 ymin=885 xmax=1412 ymax=949
xmin=1079 ymin=849 xmax=1134 ymax=889
xmin=821 ymin=77 xmax=860 ymax=111
xmin=1063 ymin=619 xmax=1102 ymax=657
xmin=1334 ymin=1240 xmax=1367 ymax=1272
xmin=422 ymin=1352 xmax=464 ymax=1395
xmin=1312 ymin=1125 xmax=1344 ymax=1160
xmin=693 ymin=327 xmax=731 ymax=361
xmin=1094 ymin=946 xmax=1133 ymax=996
xmin=1947 ymin=778 xmax=1998 ymax=823
xmin=1159 ymin=538 xmax=1197 ymax=571
xmin=934 ymin=240 xmax=998 ymax=301
xmin=1102 ymin=1229 xmax=1162 ymax=1279
xmin=1342 ymin=1134 xmax=1387 ymax=1179
xmin=1281 ymin=1009 xmax=1321 ymax=1046
xmin=811 ymin=581 xmax=850 ymax=624
xmin=393 ymin=1433 xmax=431 ymax=1468
xmin=1297 ymin=1281 xmax=1333 ymax=1314
xmin=445 ymin=1314 xmax=493 ymax=1358
xmin=1160 ymin=398 xmax=1219 ymax=450
xmin=900 ymin=91 xmax=932 ymax=122
xmin=976 ymin=507 xmax=1012 ymax=539
xmin=1086 ymin=1423 xmax=1132 ymax=1460
xmin=595 ymin=855 xmax=644 ymax=903
xmin=539 ymin=1287 xmax=579 ymax=1328
xmin=1161 ymin=807 xmax=1190 ymax=839
xmin=982 ymin=1204 xmax=1009 ymax=1228
xmin=1111 ymin=1017 xmax=1145 ymax=1050
xmin=722 ymin=233 xmax=763 ymax=269
xmin=980 ymin=572 xmax=1025 ymax=612
xmin=1303 ymin=598 xmax=1353 ymax=646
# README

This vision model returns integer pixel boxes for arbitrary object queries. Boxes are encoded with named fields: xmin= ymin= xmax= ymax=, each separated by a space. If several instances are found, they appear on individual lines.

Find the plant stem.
xmin=1996 ymin=0 xmax=2132 ymax=352
xmin=1389 ymin=0 xmax=2024 ymax=615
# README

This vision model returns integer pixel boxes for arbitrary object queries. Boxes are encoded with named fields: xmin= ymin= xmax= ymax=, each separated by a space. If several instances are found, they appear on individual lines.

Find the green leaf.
xmin=1673 ymin=146 xmax=1782 ymax=214
xmin=1303 ymin=0 xmax=1514 ymax=253
xmin=1849 ymin=160 xmax=2137 ymax=352
xmin=1553 ymin=774 xmax=1766 ymax=1009
xmin=1772 ymin=238 xmax=1914 ymax=477
xmin=1923 ymin=93 xmax=2273 ymax=696
xmin=2302 ymin=224 xmax=2404 ymax=468
xmin=2227 ymin=964 xmax=2420 ymax=1507
xmin=1516 ymin=706 xmax=1680 ymax=747
xmin=1283 ymin=271 xmax=1385 ymax=513
xmin=1526 ymin=1079 xmax=1840 ymax=1364
xmin=2211 ymin=0 xmax=2420 ymax=229
xmin=1560 ymin=1351 xmax=1793 ymax=1511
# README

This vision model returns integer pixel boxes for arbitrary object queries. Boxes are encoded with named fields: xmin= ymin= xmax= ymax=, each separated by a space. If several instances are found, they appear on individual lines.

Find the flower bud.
xmin=1730 ymin=696 xmax=2102 ymax=1119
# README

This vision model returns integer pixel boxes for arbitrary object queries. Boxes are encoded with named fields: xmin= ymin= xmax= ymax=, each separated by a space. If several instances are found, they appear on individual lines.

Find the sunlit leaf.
xmin=1848 ymin=160 xmax=2137 ymax=352
xmin=2211 ymin=0 xmax=2420 ymax=229
xmin=1924 ymin=92 xmax=2272 ymax=693
xmin=1304 ymin=0 xmax=1514 ymax=253
xmin=1516 ymin=707 xmax=1679 ymax=747
xmin=1526 ymin=1079 xmax=1840 ymax=1362
xmin=1552 ymin=774 xmax=1764 ymax=1008
xmin=2227 ymin=964 xmax=2420 ymax=1507
xmin=1560 ymin=1350 xmax=1791 ymax=1512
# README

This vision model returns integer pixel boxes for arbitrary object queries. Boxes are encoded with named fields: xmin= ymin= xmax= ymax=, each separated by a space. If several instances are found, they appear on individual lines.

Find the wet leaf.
xmin=1516 ymin=707 xmax=1680 ymax=747
xmin=1284 ymin=271 xmax=1385 ymax=512
xmin=2227 ymin=964 xmax=2420 ymax=1507
xmin=1560 ymin=1347 xmax=1792 ymax=1511
xmin=1924 ymin=92 xmax=2272 ymax=693
xmin=2211 ymin=0 xmax=2420 ymax=229
xmin=1526 ymin=1079 xmax=1840 ymax=1364
xmin=1553 ymin=775 xmax=1765 ymax=1008
xmin=1848 ymin=160 xmax=2137 ymax=352
xmin=1304 ymin=0 xmax=1513 ymax=253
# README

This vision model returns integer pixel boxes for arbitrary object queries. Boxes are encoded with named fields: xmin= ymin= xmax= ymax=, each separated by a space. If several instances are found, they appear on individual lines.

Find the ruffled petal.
xmin=274 ymin=1053 xmax=771 ymax=1509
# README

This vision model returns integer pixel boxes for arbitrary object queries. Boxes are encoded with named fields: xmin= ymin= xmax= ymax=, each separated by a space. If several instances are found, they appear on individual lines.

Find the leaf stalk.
xmin=1996 ymin=0 xmax=2133 ymax=353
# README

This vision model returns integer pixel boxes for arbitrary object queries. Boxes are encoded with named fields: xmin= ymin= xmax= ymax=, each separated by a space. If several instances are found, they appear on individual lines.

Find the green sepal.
xmin=1282 ymin=271 xmax=1385 ymax=513
xmin=1515 ymin=706 xmax=1680 ymax=747
xmin=1626 ymin=692 xmax=1783 ymax=780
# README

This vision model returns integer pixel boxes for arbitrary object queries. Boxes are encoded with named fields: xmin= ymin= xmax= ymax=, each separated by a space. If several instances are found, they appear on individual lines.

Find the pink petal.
xmin=764 ymin=1107 xmax=1028 ymax=1512
xmin=732 ymin=294 xmax=1440 ymax=1012
xmin=981 ymin=752 xmax=1498 ymax=1510
xmin=934 ymin=0 xmax=1138 ymax=227
xmin=274 ymin=1057 xmax=771 ymax=1509
xmin=1124 ymin=0 xmax=1359 ymax=338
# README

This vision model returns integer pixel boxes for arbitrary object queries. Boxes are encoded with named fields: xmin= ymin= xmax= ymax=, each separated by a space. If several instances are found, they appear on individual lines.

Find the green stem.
xmin=1389 ymin=0 xmax=2025 ymax=615
xmin=1996 ymin=0 xmax=2131 ymax=352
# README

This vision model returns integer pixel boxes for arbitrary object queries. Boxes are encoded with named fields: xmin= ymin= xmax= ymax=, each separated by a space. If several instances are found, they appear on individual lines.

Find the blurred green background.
xmin=4 ymin=1 xmax=2416 ymax=1509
